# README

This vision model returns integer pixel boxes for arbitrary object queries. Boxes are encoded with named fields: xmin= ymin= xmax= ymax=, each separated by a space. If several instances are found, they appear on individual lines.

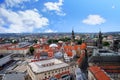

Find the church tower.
xmin=72 ymin=28 xmax=75 ymax=41
xmin=97 ymin=30 xmax=103 ymax=49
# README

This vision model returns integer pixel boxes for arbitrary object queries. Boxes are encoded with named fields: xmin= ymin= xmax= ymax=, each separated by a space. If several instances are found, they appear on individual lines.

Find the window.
xmin=45 ymin=77 xmax=47 ymax=79
xmin=45 ymin=73 xmax=46 ymax=75
xmin=48 ymin=72 xmax=50 ymax=74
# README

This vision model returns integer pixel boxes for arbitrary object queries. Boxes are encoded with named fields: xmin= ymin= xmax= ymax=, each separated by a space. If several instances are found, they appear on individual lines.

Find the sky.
xmin=0 ymin=0 xmax=120 ymax=33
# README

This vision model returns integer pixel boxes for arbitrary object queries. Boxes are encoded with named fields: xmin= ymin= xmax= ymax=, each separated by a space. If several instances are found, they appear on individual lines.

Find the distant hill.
xmin=0 ymin=31 xmax=120 ymax=38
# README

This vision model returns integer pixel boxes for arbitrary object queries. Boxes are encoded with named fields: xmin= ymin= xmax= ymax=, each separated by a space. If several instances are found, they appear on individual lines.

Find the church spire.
xmin=98 ymin=30 xmax=103 ymax=49
xmin=72 ymin=28 xmax=75 ymax=41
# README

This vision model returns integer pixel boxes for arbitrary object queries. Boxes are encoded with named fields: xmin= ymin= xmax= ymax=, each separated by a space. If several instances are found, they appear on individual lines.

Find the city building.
xmin=7 ymin=42 xmax=32 ymax=55
xmin=27 ymin=58 xmax=78 ymax=80
xmin=0 ymin=43 xmax=17 ymax=54
xmin=89 ymin=49 xmax=120 ymax=80
xmin=0 ymin=42 xmax=32 ymax=55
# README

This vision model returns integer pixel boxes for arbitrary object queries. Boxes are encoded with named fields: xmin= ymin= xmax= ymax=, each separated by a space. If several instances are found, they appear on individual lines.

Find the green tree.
xmin=34 ymin=39 xmax=38 ymax=43
xmin=29 ymin=46 xmax=35 ymax=55
xmin=53 ymin=39 xmax=58 ymax=43
xmin=47 ymin=39 xmax=54 ymax=44
xmin=103 ymin=41 xmax=110 ymax=47
xmin=47 ymin=39 xmax=58 ymax=44
xmin=76 ymin=39 xmax=82 ymax=45
xmin=58 ymin=37 xmax=71 ymax=42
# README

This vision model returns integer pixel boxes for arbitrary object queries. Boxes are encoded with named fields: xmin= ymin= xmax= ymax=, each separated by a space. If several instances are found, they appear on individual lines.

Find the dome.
xmin=54 ymin=52 xmax=63 ymax=58
xmin=49 ymin=43 xmax=58 ymax=48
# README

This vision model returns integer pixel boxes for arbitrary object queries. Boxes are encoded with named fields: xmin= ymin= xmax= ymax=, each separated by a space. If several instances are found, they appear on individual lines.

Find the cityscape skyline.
xmin=0 ymin=0 xmax=120 ymax=33
xmin=0 ymin=1 xmax=120 ymax=80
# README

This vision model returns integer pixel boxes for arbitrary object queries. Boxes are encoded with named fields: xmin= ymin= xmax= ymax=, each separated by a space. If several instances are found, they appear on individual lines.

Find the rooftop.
xmin=89 ymin=66 xmax=111 ymax=80
xmin=13 ymin=64 xmax=27 ymax=73
xmin=29 ymin=58 xmax=69 ymax=73
xmin=0 ymin=54 xmax=12 ymax=66
xmin=93 ymin=49 xmax=120 ymax=56
xmin=100 ymin=65 xmax=120 ymax=73
xmin=89 ymin=56 xmax=120 ymax=64
xmin=2 ymin=72 xmax=25 ymax=80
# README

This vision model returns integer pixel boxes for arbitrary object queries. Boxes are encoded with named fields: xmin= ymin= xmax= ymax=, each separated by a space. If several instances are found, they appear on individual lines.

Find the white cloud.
xmin=0 ymin=8 xmax=49 ymax=33
xmin=35 ymin=0 xmax=39 ymax=2
xmin=0 ymin=18 xmax=5 ymax=26
xmin=44 ymin=0 xmax=63 ymax=12
xmin=44 ymin=29 xmax=57 ymax=33
xmin=0 ymin=27 xmax=6 ymax=33
xmin=56 ymin=11 xmax=66 ymax=16
xmin=44 ymin=0 xmax=66 ymax=16
xmin=33 ymin=8 xmax=38 ymax=12
xmin=3 ymin=0 xmax=30 ymax=7
xmin=82 ymin=15 xmax=106 ymax=25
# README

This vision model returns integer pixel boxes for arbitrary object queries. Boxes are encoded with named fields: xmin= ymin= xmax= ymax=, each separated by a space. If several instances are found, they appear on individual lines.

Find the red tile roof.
xmin=100 ymin=66 xmax=120 ymax=73
xmin=55 ymin=71 xmax=69 ymax=79
xmin=64 ymin=43 xmax=87 ymax=51
xmin=100 ymin=65 xmax=120 ymax=69
xmin=89 ymin=66 xmax=111 ymax=80
xmin=7 ymin=47 xmax=28 ymax=50
xmin=80 ymin=43 xmax=87 ymax=50
xmin=66 ymin=51 xmax=73 ymax=57
xmin=48 ymin=51 xmax=53 ymax=57
xmin=0 ymin=44 xmax=17 ymax=49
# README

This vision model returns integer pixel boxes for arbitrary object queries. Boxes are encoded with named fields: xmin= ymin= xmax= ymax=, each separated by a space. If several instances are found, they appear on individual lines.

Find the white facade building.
xmin=27 ymin=58 xmax=78 ymax=80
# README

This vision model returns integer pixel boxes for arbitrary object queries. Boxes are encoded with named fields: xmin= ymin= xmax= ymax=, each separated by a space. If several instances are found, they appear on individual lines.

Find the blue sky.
xmin=0 ymin=0 xmax=120 ymax=33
